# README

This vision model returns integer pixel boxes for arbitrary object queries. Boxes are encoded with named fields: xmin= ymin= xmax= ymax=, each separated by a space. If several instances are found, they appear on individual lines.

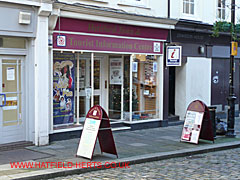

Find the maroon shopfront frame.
xmin=53 ymin=17 xmax=168 ymax=54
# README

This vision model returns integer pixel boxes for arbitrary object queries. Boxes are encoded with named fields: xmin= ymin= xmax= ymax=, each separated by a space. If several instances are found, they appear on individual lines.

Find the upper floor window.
xmin=217 ymin=0 xmax=226 ymax=20
xmin=183 ymin=0 xmax=194 ymax=15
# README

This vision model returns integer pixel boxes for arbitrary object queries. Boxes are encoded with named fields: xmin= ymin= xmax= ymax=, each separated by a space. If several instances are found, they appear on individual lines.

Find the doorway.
xmin=0 ymin=56 xmax=25 ymax=144
xmin=75 ymin=54 xmax=108 ymax=122
xmin=169 ymin=67 xmax=175 ymax=116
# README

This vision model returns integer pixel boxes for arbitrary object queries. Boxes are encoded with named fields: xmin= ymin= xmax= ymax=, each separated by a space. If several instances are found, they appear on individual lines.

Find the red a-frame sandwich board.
xmin=77 ymin=105 xmax=118 ymax=160
xmin=181 ymin=100 xmax=214 ymax=144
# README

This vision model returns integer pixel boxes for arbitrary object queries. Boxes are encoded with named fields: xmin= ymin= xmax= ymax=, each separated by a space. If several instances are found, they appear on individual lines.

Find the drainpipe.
xmin=168 ymin=0 xmax=170 ymax=18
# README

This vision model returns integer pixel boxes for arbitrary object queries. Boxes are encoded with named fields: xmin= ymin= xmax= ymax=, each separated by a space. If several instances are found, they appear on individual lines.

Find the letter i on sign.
xmin=171 ymin=49 xmax=176 ymax=58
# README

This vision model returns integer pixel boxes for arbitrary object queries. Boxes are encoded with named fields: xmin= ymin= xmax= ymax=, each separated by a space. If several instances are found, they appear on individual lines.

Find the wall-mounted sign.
xmin=153 ymin=42 xmax=161 ymax=52
xmin=57 ymin=35 xmax=66 ymax=47
xmin=166 ymin=46 xmax=182 ymax=66
xmin=231 ymin=41 xmax=238 ymax=56
xmin=53 ymin=33 xmax=164 ymax=54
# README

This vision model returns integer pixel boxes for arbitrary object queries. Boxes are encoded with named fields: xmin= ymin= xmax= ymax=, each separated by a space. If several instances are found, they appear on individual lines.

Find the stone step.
xmin=0 ymin=141 xmax=34 ymax=152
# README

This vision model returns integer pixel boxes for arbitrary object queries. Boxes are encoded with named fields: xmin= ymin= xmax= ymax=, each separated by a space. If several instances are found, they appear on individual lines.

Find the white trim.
xmin=52 ymin=49 xmax=163 ymax=56
xmin=53 ymin=31 xmax=166 ymax=42
xmin=118 ymin=0 xmax=149 ymax=8
xmin=50 ymin=126 xmax=83 ymax=134
xmin=76 ymin=53 xmax=80 ymax=125
xmin=124 ymin=118 xmax=163 ymax=124
xmin=0 ymin=0 xmax=41 ymax=6
xmin=49 ymin=46 xmax=54 ymax=134
xmin=121 ymin=55 xmax=124 ymax=120
xmin=92 ymin=0 xmax=108 ymax=2
xmin=91 ymin=52 xmax=94 ymax=107
xmin=0 ymin=48 xmax=27 ymax=56
xmin=129 ymin=54 xmax=133 ymax=122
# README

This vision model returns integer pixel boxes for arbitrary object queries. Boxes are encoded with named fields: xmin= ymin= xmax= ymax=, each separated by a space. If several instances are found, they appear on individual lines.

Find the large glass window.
xmin=131 ymin=55 xmax=159 ymax=121
xmin=52 ymin=51 xmax=161 ymax=130
xmin=183 ymin=0 xmax=194 ymax=15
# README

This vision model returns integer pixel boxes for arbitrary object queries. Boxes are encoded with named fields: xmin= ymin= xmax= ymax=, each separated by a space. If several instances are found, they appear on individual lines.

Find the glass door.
xmin=75 ymin=54 xmax=107 ymax=123
xmin=0 ymin=56 xmax=25 ymax=144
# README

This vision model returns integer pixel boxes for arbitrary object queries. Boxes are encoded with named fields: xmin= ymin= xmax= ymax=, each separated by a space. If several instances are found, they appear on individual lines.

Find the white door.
xmin=0 ymin=56 xmax=25 ymax=144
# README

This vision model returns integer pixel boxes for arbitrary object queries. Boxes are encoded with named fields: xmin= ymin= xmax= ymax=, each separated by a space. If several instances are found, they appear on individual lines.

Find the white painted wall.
xmin=170 ymin=0 xmax=237 ymax=24
xmin=175 ymin=57 xmax=212 ymax=120
xmin=55 ymin=0 xmax=240 ymax=25
xmin=56 ymin=0 xmax=168 ymax=18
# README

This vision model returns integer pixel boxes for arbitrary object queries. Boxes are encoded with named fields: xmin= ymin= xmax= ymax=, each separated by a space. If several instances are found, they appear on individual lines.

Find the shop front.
xmin=51 ymin=18 xmax=168 ymax=133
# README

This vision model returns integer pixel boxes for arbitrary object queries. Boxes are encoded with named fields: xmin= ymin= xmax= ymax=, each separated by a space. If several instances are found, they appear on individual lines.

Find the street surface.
xmin=50 ymin=147 xmax=240 ymax=180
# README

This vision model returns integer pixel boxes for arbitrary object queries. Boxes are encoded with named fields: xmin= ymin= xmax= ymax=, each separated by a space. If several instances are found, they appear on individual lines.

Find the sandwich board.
xmin=77 ymin=105 xmax=118 ymax=160
xmin=181 ymin=100 xmax=214 ymax=144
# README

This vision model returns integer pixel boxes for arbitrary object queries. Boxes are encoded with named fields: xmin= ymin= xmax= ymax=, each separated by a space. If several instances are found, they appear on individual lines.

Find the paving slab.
xmin=0 ymin=118 xmax=239 ymax=180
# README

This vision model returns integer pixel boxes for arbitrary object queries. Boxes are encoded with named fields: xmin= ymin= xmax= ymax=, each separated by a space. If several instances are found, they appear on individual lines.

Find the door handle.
xmin=0 ymin=93 xmax=6 ymax=107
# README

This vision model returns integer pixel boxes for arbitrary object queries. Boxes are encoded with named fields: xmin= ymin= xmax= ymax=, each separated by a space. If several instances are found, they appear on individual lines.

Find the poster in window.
xmin=7 ymin=67 xmax=15 ymax=81
xmin=53 ymin=51 xmax=75 ymax=125
xmin=110 ymin=58 xmax=123 ymax=85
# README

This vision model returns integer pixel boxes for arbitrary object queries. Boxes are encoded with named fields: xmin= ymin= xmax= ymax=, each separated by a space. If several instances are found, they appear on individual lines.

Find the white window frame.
xmin=118 ymin=0 xmax=148 ymax=8
xmin=183 ymin=0 xmax=194 ymax=15
xmin=217 ymin=0 xmax=226 ymax=20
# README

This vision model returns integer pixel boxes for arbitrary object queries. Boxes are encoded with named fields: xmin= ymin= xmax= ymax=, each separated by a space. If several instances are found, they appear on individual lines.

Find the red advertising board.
xmin=77 ymin=105 xmax=118 ymax=160
xmin=181 ymin=100 xmax=214 ymax=144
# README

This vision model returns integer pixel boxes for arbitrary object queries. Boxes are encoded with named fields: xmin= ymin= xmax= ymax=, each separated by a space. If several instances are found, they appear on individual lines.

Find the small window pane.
xmin=0 ymin=36 xmax=26 ymax=49
xmin=186 ymin=3 xmax=189 ymax=14
xmin=190 ymin=3 xmax=194 ymax=14
xmin=218 ymin=9 xmax=221 ymax=18
xmin=222 ymin=9 xmax=225 ymax=19
xmin=218 ymin=0 xmax=221 ymax=7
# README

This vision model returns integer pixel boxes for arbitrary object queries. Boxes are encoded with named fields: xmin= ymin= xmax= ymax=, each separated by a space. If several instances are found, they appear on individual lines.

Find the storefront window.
xmin=52 ymin=51 xmax=161 ymax=130
xmin=131 ymin=54 xmax=159 ymax=121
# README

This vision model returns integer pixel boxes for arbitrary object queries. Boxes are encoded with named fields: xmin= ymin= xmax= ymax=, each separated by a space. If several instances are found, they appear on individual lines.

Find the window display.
xmin=131 ymin=55 xmax=159 ymax=120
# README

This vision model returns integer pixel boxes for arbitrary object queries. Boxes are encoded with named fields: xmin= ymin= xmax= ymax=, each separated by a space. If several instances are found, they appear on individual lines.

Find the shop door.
xmin=0 ymin=56 xmax=25 ymax=144
xmin=77 ymin=56 xmax=107 ymax=120
xmin=211 ymin=58 xmax=239 ymax=108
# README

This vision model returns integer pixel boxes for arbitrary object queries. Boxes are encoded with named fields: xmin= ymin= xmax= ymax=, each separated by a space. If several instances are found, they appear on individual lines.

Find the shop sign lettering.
xmin=53 ymin=33 xmax=163 ymax=54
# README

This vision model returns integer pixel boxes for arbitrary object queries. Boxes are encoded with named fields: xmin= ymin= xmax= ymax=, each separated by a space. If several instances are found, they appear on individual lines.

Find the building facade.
xmin=0 ymin=0 xmax=52 ymax=146
xmin=166 ymin=0 xmax=240 ymax=120
xmin=1 ymin=0 xmax=240 ymax=146
xmin=48 ymin=0 xmax=177 ymax=141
